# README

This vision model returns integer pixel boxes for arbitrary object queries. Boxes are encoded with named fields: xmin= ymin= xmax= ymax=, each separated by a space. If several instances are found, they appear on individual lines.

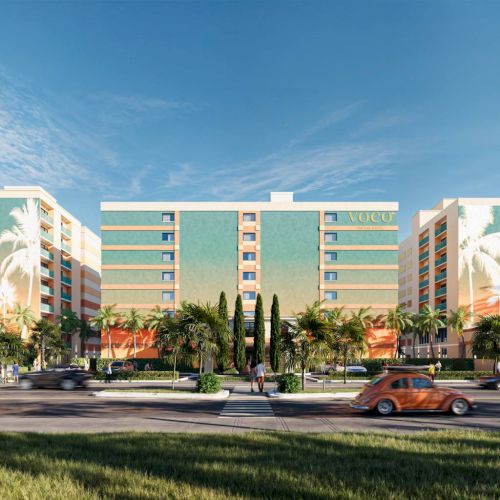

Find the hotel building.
xmin=101 ymin=192 xmax=399 ymax=359
xmin=0 ymin=186 xmax=101 ymax=355
xmin=399 ymin=198 xmax=500 ymax=358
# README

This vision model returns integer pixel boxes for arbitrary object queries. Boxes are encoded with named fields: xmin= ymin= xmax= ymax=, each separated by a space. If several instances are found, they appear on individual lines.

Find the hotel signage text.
xmin=348 ymin=211 xmax=396 ymax=223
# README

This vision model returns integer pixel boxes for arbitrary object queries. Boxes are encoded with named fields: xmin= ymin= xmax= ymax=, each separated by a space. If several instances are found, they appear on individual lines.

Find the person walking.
xmin=249 ymin=360 xmax=257 ymax=392
xmin=428 ymin=363 xmax=436 ymax=382
xmin=105 ymin=361 xmax=113 ymax=384
xmin=256 ymin=360 xmax=266 ymax=393
xmin=496 ymin=360 xmax=500 ymax=374
xmin=435 ymin=360 xmax=442 ymax=376
xmin=12 ymin=361 xmax=19 ymax=384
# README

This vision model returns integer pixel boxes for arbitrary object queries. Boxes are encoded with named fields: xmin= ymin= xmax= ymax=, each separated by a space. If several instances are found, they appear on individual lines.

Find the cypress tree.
xmin=254 ymin=293 xmax=266 ymax=363
xmin=233 ymin=294 xmax=246 ymax=372
xmin=270 ymin=294 xmax=280 ymax=373
xmin=217 ymin=291 xmax=229 ymax=372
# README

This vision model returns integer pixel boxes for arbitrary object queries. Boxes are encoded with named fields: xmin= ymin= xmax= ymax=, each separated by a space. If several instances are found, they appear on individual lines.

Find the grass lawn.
xmin=299 ymin=388 xmax=359 ymax=393
xmin=102 ymin=388 xmax=194 ymax=393
xmin=0 ymin=431 xmax=498 ymax=499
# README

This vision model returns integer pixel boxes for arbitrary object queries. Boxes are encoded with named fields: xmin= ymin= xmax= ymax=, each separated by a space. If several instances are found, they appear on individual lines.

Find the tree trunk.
xmin=199 ymin=353 xmax=203 ymax=375
xmin=172 ymin=353 xmax=177 ymax=390
xmin=461 ymin=335 xmax=466 ymax=359
xmin=412 ymin=336 xmax=416 ymax=358
xmin=27 ymin=269 xmax=34 ymax=310
xmin=107 ymin=329 xmax=111 ymax=359
xmin=468 ymin=266 xmax=474 ymax=323
xmin=394 ymin=335 xmax=399 ymax=359
xmin=429 ymin=330 xmax=435 ymax=358
xmin=133 ymin=332 xmax=137 ymax=359
xmin=343 ymin=361 xmax=347 ymax=385
xmin=301 ymin=363 xmax=305 ymax=391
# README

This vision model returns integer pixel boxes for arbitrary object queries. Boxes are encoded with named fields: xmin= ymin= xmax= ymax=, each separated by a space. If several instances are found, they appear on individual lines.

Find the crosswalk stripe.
xmin=220 ymin=393 xmax=274 ymax=417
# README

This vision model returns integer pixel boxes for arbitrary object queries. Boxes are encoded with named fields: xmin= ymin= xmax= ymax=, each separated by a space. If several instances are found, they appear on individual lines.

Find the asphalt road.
xmin=0 ymin=381 xmax=498 ymax=433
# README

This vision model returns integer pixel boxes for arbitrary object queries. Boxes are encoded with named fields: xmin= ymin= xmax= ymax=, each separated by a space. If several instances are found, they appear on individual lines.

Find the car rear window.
xmin=368 ymin=376 xmax=385 ymax=386
xmin=390 ymin=378 xmax=409 ymax=389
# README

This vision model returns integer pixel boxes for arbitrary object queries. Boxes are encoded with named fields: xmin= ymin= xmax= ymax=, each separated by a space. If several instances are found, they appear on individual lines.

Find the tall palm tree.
xmin=30 ymin=318 xmax=66 ymax=368
xmin=57 ymin=309 xmax=80 ymax=353
xmin=10 ymin=304 xmax=36 ymax=340
xmin=281 ymin=301 xmax=331 ymax=390
xmin=472 ymin=314 xmax=500 ymax=373
xmin=121 ymin=308 xmax=145 ymax=359
xmin=78 ymin=318 xmax=95 ymax=356
xmin=91 ymin=305 xmax=120 ymax=358
xmin=484 ymin=285 xmax=500 ymax=315
xmin=325 ymin=306 xmax=347 ymax=327
xmin=0 ymin=198 xmax=41 ymax=307
xmin=0 ymin=327 xmax=27 ymax=367
xmin=350 ymin=306 xmax=384 ymax=330
xmin=145 ymin=306 xmax=168 ymax=358
xmin=418 ymin=304 xmax=446 ymax=358
xmin=385 ymin=305 xmax=413 ymax=358
xmin=0 ymin=276 xmax=16 ymax=320
xmin=448 ymin=307 xmax=468 ymax=358
xmin=458 ymin=205 xmax=500 ymax=322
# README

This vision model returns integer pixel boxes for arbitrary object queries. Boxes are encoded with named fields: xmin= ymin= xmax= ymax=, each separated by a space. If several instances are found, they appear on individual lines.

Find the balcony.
xmin=41 ymin=211 xmax=53 ymax=226
xmin=435 ymin=239 xmax=447 ymax=252
xmin=435 ymin=223 xmax=447 ymax=237
xmin=418 ymin=265 xmax=429 ymax=275
xmin=419 ymin=236 xmax=429 ymax=247
xmin=61 ymin=241 xmax=71 ymax=254
xmin=419 ymin=250 xmax=429 ymax=261
xmin=41 ymin=248 xmax=54 ymax=261
xmin=40 ymin=303 xmax=54 ymax=314
xmin=435 ymin=270 xmax=447 ymax=282
xmin=435 ymin=255 xmax=447 ymax=267
xmin=40 ymin=229 xmax=53 ymax=244
xmin=41 ymin=267 xmax=54 ymax=278
xmin=61 ymin=258 xmax=72 ymax=270
xmin=61 ymin=226 xmax=72 ymax=239
xmin=61 ymin=275 xmax=72 ymax=286
xmin=419 ymin=293 xmax=429 ymax=303
xmin=61 ymin=292 xmax=72 ymax=302
xmin=40 ymin=284 xmax=54 ymax=296
xmin=435 ymin=302 xmax=447 ymax=311
xmin=435 ymin=287 xmax=447 ymax=298
xmin=419 ymin=279 xmax=429 ymax=289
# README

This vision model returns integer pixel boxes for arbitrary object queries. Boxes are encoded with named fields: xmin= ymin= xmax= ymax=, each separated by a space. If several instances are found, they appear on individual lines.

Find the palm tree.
xmin=10 ymin=304 xmax=36 ymax=340
xmin=78 ymin=318 xmax=95 ymax=356
xmin=0 ymin=327 xmax=27 ymax=368
xmin=121 ymin=308 xmax=145 ymax=359
xmin=472 ymin=314 xmax=500 ymax=373
xmin=458 ymin=205 xmax=500 ymax=322
xmin=0 ymin=277 xmax=16 ymax=320
xmin=57 ymin=309 xmax=80 ymax=354
xmin=418 ymin=304 xmax=446 ymax=358
xmin=91 ymin=305 xmax=120 ymax=358
xmin=281 ymin=301 xmax=331 ymax=390
xmin=145 ymin=306 xmax=168 ymax=358
xmin=448 ymin=307 xmax=468 ymax=358
xmin=0 ymin=198 xmax=41 ymax=307
xmin=350 ymin=306 xmax=384 ymax=330
xmin=385 ymin=305 xmax=413 ymax=358
xmin=484 ymin=285 xmax=500 ymax=315
xmin=30 ymin=318 xmax=66 ymax=368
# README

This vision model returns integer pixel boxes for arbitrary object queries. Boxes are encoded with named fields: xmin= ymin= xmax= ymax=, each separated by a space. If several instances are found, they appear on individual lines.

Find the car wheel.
xmin=20 ymin=379 xmax=34 ymax=390
xmin=450 ymin=398 xmax=469 ymax=416
xmin=61 ymin=379 xmax=76 ymax=391
xmin=376 ymin=399 xmax=394 ymax=416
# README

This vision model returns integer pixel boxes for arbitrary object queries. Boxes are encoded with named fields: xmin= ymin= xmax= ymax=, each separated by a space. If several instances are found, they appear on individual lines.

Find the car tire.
xmin=450 ymin=398 xmax=469 ymax=416
xmin=376 ymin=399 xmax=394 ymax=416
xmin=20 ymin=379 xmax=34 ymax=390
xmin=61 ymin=379 xmax=76 ymax=391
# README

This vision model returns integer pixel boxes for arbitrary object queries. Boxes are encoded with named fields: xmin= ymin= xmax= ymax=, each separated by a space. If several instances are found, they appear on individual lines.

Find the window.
xmin=162 ymin=309 xmax=175 ymax=318
xmin=325 ymin=252 xmax=337 ymax=262
xmin=245 ymin=322 xmax=254 ymax=337
xmin=162 ymin=213 xmax=174 ymax=223
xmin=162 ymin=291 xmax=175 ymax=302
xmin=162 ymin=272 xmax=174 ymax=281
xmin=243 ymin=272 xmax=256 ymax=281
xmin=162 ymin=232 xmax=174 ymax=242
xmin=243 ymin=311 xmax=255 ymax=318
xmin=436 ymin=327 xmax=447 ymax=343
xmin=243 ymin=252 xmax=256 ymax=261
xmin=162 ymin=252 xmax=174 ymax=262
xmin=325 ymin=213 xmax=337 ymax=222
xmin=441 ymin=348 xmax=448 ymax=358
xmin=325 ymin=232 xmax=338 ymax=242
xmin=324 ymin=272 xmax=337 ymax=281
xmin=243 ymin=291 xmax=256 ymax=300
xmin=419 ymin=332 xmax=429 ymax=344
xmin=412 ymin=378 xmax=433 ymax=389
xmin=325 ymin=291 xmax=337 ymax=300
xmin=243 ymin=213 xmax=256 ymax=222
xmin=390 ymin=378 xmax=409 ymax=389
xmin=243 ymin=233 xmax=256 ymax=242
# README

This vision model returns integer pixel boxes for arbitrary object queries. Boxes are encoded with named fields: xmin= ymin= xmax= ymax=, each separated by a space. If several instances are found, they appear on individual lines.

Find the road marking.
xmin=220 ymin=392 xmax=274 ymax=417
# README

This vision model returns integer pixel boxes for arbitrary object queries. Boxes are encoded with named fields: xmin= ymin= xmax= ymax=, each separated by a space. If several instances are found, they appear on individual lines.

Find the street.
xmin=0 ymin=381 xmax=498 ymax=433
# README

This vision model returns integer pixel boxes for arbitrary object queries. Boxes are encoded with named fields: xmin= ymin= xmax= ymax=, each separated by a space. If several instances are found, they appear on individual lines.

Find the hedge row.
xmin=93 ymin=371 xmax=179 ymax=380
xmin=360 ymin=358 xmax=475 ymax=372
xmin=96 ymin=358 xmax=193 ymax=372
xmin=327 ymin=370 xmax=491 ymax=380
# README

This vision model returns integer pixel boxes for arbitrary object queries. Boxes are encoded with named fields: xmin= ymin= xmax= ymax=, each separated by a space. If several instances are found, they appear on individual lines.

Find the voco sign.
xmin=347 ymin=212 xmax=396 ymax=223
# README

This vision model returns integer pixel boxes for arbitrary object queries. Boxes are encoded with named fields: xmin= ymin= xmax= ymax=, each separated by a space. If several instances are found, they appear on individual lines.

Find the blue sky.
xmin=1 ymin=1 xmax=500 ymax=238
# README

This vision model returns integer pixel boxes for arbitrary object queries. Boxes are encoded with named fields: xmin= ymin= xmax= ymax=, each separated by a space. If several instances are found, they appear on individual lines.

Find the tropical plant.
xmin=325 ymin=306 xmax=347 ymax=327
xmin=448 ymin=307 xmax=468 ymax=358
xmin=472 ymin=314 xmax=500 ymax=373
xmin=385 ymin=305 xmax=413 ymax=358
xmin=270 ymin=294 xmax=280 ymax=373
xmin=78 ymin=319 xmax=95 ymax=356
xmin=350 ymin=306 xmax=384 ymax=330
xmin=217 ymin=291 xmax=230 ymax=372
xmin=10 ymin=304 xmax=35 ymax=340
xmin=30 ymin=318 xmax=67 ymax=368
xmin=145 ymin=305 xmax=169 ymax=358
xmin=0 ymin=198 xmax=40 ymax=307
xmin=57 ymin=309 xmax=80 ymax=338
xmin=458 ymin=205 xmax=500 ymax=322
xmin=196 ymin=372 xmax=221 ymax=394
xmin=254 ymin=294 xmax=265 ymax=363
xmin=0 ymin=276 xmax=16 ymax=320
xmin=277 ymin=373 xmax=300 ymax=393
xmin=233 ymin=294 xmax=246 ymax=372
xmin=418 ymin=304 xmax=446 ymax=358
xmin=91 ymin=305 xmax=120 ymax=358
xmin=0 ymin=327 xmax=27 ymax=366
xmin=121 ymin=308 xmax=145 ymax=359
xmin=281 ymin=301 xmax=331 ymax=390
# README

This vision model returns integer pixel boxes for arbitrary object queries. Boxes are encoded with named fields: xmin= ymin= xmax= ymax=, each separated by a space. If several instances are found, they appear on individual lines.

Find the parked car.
xmin=19 ymin=366 xmax=91 ymax=390
xmin=478 ymin=374 xmax=500 ymax=390
xmin=333 ymin=364 xmax=367 ymax=373
xmin=101 ymin=361 xmax=135 ymax=374
xmin=350 ymin=371 xmax=475 ymax=416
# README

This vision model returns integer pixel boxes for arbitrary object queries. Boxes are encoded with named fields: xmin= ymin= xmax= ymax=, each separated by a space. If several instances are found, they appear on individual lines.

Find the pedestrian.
xmin=12 ymin=361 xmax=19 ymax=384
xmin=435 ymin=360 xmax=442 ymax=375
xmin=133 ymin=359 xmax=138 ymax=371
xmin=428 ymin=363 xmax=435 ymax=382
xmin=256 ymin=360 xmax=266 ymax=393
xmin=249 ymin=360 xmax=257 ymax=392
xmin=0 ymin=365 xmax=5 ymax=384
xmin=33 ymin=359 xmax=39 ymax=372
xmin=496 ymin=360 xmax=500 ymax=374
xmin=106 ymin=361 xmax=113 ymax=384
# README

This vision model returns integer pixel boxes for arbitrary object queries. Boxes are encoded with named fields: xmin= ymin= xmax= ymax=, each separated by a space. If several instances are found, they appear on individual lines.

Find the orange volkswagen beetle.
xmin=350 ymin=371 xmax=475 ymax=416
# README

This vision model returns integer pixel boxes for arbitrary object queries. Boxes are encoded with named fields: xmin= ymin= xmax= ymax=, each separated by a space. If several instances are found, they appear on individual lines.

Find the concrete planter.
xmin=93 ymin=389 xmax=230 ymax=399
xmin=267 ymin=390 xmax=359 ymax=400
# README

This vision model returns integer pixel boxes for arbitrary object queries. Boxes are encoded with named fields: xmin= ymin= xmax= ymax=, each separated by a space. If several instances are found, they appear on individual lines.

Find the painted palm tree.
xmin=350 ymin=306 xmax=384 ymax=330
xmin=385 ymin=305 xmax=413 ymax=358
xmin=459 ymin=205 xmax=500 ymax=323
xmin=10 ymin=304 xmax=36 ymax=340
xmin=0 ymin=198 xmax=41 ymax=308
xmin=91 ymin=305 xmax=120 ymax=358
xmin=484 ymin=285 xmax=500 ymax=315
xmin=121 ymin=308 xmax=145 ymax=359
xmin=418 ymin=304 xmax=446 ymax=358
xmin=0 ymin=277 xmax=17 ymax=320
xmin=448 ymin=307 xmax=468 ymax=358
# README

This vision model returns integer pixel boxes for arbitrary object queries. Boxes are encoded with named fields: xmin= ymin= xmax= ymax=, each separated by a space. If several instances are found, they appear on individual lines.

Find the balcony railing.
xmin=435 ymin=302 xmax=447 ymax=311
xmin=435 ymin=255 xmax=447 ymax=267
xmin=61 ymin=292 xmax=72 ymax=302
xmin=40 ymin=303 xmax=54 ymax=313
xmin=418 ymin=265 xmax=429 ymax=275
xmin=435 ymin=270 xmax=447 ymax=282
xmin=419 ymin=279 xmax=429 ymax=289
xmin=61 ymin=258 xmax=72 ymax=270
xmin=61 ymin=275 xmax=72 ymax=286
xmin=419 ymin=236 xmax=429 ymax=247
xmin=40 ymin=229 xmax=53 ymax=243
xmin=419 ymin=294 xmax=429 ymax=302
xmin=61 ymin=241 xmax=71 ymax=254
xmin=40 ymin=284 xmax=54 ymax=296
xmin=41 ymin=212 xmax=53 ymax=226
xmin=41 ymin=248 xmax=54 ymax=261
xmin=435 ymin=287 xmax=447 ymax=298
xmin=419 ymin=250 xmax=429 ymax=261
xmin=435 ymin=223 xmax=447 ymax=237
xmin=61 ymin=226 xmax=72 ymax=238
xmin=41 ymin=267 xmax=54 ymax=278
xmin=435 ymin=239 xmax=447 ymax=252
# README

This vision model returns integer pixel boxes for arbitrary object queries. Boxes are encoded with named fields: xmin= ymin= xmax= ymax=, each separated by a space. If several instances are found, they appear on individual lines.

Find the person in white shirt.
xmin=435 ymin=360 xmax=442 ymax=374
xmin=256 ymin=361 xmax=266 ymax=393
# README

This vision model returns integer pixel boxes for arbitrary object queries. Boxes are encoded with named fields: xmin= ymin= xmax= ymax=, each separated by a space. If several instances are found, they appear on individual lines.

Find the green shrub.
xmin=96 ymin=358 xmax=193 ymax=372
xmin=327 ymin=370 xmax=491 ymax=380
xmin=222 ymin=367 xmax=239 ymax=375
xmin=196 ymin=373 xmax=221 ymax=393
xmin=360 ymin=358 xmax=475 ymax=372
xmin=93 ymin=371 xmax=179 ymax=381
xmin=277 ymin=373 xmax=300 ymax=393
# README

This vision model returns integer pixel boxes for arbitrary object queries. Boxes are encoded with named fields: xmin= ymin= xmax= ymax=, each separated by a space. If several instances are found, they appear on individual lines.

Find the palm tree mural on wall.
xmin=459 ymin=205 xmax=500 ymax=323
xmin=0 ymin=277 xmax=17 ymax=320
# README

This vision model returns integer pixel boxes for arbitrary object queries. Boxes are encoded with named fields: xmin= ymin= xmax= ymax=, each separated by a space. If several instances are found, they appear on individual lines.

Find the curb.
xmin=90 ymin=377 xmax=190 ymax=384
xmin=92 ymin=389 xmax=230 ymax=399
xmin=267 ymin=390 xmax=359 ymax=400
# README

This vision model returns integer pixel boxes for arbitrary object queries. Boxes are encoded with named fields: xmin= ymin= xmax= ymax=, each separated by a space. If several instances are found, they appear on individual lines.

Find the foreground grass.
xmin=0 ymin=431 xmax=498 ymax=499
xmin=102 ymin=388 xmax=194 ymax=393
